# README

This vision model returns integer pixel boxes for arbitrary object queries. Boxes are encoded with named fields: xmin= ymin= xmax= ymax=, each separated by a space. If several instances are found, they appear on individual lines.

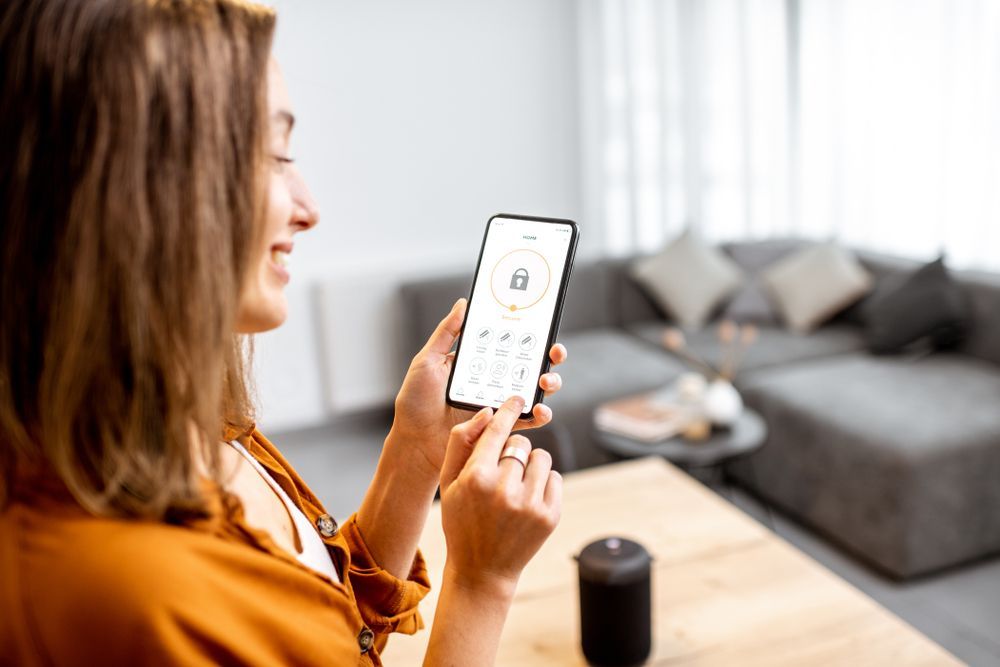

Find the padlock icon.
xmin=510 ymin=268 xmax=529 ymax=291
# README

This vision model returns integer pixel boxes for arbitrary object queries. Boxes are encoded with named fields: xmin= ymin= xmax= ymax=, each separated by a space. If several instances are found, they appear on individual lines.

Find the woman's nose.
xmin=287 ymin=163 xmax=319 ymax=231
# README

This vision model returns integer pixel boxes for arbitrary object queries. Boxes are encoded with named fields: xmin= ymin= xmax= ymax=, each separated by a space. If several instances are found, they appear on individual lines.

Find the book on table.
xmin=594 ymin=392 xmax=690 ymax=442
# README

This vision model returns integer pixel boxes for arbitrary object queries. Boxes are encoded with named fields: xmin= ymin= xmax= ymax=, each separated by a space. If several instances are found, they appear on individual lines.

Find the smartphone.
xmin=446 ymin=213 xmax=579 ymax=419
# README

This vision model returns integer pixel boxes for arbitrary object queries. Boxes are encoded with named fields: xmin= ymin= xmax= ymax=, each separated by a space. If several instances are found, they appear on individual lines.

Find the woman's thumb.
xmin=421 ymin=298 xmax=466 ymax=357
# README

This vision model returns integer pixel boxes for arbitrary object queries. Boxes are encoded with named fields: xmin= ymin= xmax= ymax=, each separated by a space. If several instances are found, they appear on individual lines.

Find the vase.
xmin=703 ymin=379 xmax=743 ymax=427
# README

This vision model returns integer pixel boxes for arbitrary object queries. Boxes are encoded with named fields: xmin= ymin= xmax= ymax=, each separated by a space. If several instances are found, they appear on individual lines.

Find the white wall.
xmin=255 ymin=0 xmax=586 ymax=430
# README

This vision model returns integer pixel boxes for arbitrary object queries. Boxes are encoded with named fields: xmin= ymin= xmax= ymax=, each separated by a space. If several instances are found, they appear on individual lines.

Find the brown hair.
xmin=0 ymin=0 xmax=275 ymax=519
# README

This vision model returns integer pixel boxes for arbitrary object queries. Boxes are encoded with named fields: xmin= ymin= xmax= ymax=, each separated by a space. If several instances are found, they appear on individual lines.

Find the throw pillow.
xmin=721 ymin=240 xmax=806 ymax=324
xmin=865 ymin=257 xmax=970 ymax=354
xmin=762 ymin=243 xmax=873 ymax=333
xmin=837 ymin=251 xmax=918 ymax=326
xmin=630 ymin=230 xmax=744 ymax=329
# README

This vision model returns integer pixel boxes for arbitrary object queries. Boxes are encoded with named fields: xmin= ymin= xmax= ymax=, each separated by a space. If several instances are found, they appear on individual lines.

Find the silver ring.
xmin=499 ymin=445 xmax=529 ymax=469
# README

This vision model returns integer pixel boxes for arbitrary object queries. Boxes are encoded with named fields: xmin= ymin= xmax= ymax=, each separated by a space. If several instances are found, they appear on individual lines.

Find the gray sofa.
xmin=399 ymin=240 xmax=1000 ymax=580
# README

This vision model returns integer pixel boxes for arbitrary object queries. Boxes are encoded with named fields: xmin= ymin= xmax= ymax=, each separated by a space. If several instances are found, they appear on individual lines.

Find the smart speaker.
xmin=577 ymin=537 xmax=652 ymax=666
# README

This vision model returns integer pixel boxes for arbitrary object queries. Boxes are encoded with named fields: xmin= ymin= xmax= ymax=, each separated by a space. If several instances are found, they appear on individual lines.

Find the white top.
xmin=227 ymin=440 xmax=340 ymax=583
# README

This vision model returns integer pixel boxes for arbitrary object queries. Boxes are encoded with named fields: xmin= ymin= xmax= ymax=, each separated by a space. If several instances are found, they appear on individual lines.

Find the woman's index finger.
xmin=467 ymin=396 xmax=526 ymax=467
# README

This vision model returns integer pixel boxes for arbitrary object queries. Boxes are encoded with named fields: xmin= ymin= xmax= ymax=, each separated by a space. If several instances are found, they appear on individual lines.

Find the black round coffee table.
xmin=593 ymin=408 xmax=768 ymax=470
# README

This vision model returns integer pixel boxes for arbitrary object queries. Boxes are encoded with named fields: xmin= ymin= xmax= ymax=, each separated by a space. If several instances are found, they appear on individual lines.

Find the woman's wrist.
xmin=383 ymin=425 xmax=442 ymax=487
xmin=442 ymin=560 xmax=519 ymax=605
xmin=352 ymin=430 xmax=441 ymax=578
xmin=426 ymin=561 xmax=516 ymax=666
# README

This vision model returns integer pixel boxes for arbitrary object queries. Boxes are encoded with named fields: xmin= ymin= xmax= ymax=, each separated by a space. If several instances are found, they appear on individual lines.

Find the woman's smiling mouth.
xmin=269 ymin=242 xmax=292 ymax=282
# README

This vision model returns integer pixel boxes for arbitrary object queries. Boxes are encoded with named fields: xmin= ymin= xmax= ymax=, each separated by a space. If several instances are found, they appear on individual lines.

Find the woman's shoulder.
xmin=6 ymin=502 xmax=229 ymax=615
xmin=2 ymin=505 xmax=219 ymax=664
xmin=2 ymin=500 xmax=361 ymax=665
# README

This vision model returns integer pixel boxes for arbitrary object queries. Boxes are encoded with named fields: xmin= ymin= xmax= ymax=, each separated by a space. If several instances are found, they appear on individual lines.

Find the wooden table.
xmin=382 ymin=457 xmax=960 ymax=666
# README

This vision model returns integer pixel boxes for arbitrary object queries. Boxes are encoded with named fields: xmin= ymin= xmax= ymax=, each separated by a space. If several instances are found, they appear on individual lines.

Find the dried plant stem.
xmin=720 ymin=321 xmax=740 ymax=380
xmin=726 ymin=324 xmax=759 ymax=380
xmin=662 ymin=327 xmax=720 ymax=378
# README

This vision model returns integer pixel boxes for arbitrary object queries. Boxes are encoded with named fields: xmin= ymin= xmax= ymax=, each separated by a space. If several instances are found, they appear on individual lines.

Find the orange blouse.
xmin=0 ymin=427 xmax=431 ymax=666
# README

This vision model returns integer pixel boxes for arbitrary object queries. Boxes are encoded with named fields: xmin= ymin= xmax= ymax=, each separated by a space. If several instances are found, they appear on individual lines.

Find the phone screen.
xmin=447 ymin=214 xmax=578 ymax=417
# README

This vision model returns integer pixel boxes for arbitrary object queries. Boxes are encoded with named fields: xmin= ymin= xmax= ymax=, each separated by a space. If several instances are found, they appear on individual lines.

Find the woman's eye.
xmin=270 ymin=155 xmax=295 ymax=172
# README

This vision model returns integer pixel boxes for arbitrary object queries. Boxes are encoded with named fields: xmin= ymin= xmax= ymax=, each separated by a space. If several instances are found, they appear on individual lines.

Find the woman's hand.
xmin=356 ymin=301 xmax=566 ymax=581
xmin=389 ymin=298 xmax=567 ymax=475
xmin=423 ymin=397 xmax=561 ymax=666
xmin=438 ymin=397 xmax=562 ymax=597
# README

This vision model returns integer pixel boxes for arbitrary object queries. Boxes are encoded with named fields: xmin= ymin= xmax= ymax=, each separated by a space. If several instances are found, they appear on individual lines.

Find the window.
xmin=580 ymin=0 xmax=1000 ymax=268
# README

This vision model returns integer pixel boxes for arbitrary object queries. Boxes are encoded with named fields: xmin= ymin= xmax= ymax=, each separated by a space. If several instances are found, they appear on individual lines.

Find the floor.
xmin=272 ymin=417 xmax=1000 ymax=666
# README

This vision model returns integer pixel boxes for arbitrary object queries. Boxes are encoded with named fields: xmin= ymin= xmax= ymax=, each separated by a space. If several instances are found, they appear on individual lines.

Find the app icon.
xmin=509 ymin=268 xmax=529 ymax=291
xmin=511 ymin=363 xmax=530 ymax=383
xmin=497 ymin=330 xmax=515 ymax=348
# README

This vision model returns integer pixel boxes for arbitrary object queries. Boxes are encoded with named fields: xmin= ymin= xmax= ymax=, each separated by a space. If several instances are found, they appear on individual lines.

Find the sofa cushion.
xmin=538 ymin=328 xmax=687 ymax=470
xmin=732 ymin=353 xmax=1000 ymax=577
xmin=762 ymin=243 xmax=873 ymax=332
xmin=839 ymin=250 xmax=919 ymax=326
xmin=722 ymin=284 xmax=778 ymax=325
xmin=721 ymin=239 xmax=806 ymax=325
xmin=723 ymin=239 xmax=810 ymax=273
xmin=955 ymin=269 xmax=1000 ymax=367
xmin=625 ymin=321 xmax=868 ymax=375
xmin=630 ymin=231 xmax=743 ymax=329
xmin=865 ymin=257 xmax=971 ymax=353
xmin=843 ymin=249 xmax=1000 ymax=367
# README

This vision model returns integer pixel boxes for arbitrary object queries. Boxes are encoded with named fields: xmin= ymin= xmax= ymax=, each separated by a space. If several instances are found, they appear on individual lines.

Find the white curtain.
xmin=579 ymin=0 xmax=1000 ymax=270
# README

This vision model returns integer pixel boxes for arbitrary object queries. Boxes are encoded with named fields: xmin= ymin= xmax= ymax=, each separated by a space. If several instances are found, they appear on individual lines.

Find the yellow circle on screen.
xmin=489 ymin=248 xmax=551 ymax=312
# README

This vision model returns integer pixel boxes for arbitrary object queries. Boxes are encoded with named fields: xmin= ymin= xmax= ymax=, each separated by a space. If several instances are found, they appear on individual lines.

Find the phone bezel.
xmin=445 ymin=213 xmax=580 ymax=420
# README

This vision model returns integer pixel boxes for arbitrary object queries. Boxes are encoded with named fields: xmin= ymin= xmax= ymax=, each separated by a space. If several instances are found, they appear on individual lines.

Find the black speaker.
xmin=577 ymin=537 xmax=652 ymax=666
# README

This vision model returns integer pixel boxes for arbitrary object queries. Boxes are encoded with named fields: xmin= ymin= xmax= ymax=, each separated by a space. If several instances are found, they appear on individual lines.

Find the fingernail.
xmin=453 ymin=297 xmax=465 ymax=311
xmin=477 ymin=406 xmax=492 ymax=420
xmin=513 ymin=396 xmax=525 ymax=408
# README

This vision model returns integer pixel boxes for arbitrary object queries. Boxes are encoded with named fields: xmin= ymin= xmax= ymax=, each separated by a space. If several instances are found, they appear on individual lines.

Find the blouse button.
xmin=316 ymin=514 xmax=338 ymax=538
xmin=357 ymin=627 xmax=375 ymax=653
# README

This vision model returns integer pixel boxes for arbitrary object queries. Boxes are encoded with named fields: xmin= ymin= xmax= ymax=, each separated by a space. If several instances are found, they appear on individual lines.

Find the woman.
xmin=0 ymin=1 xmax=567 ymax=665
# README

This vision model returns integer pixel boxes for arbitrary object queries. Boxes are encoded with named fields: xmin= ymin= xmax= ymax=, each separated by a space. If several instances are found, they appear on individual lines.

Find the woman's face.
xmin=235 ymin=59 xmax=319 ymax=333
